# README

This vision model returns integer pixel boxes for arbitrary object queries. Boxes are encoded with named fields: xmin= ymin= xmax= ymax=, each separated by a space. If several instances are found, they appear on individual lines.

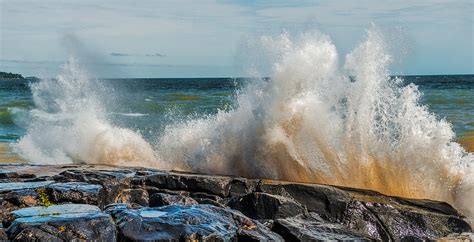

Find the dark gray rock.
xmin=228 ymin=192 xmax=306 ymax=219
xmin=194 ymin=198 xmax=224 ymax=207
xmin=46 ymin=182 xmax=104 ymax=206
xmin=257 ymin=180 xmax=472 ymax=240
xmin=2 ymin=189 xmax=39 ymax=207
xmin=145 ymin=172 xmax=233 ymax=197
xmin=228 ymin=178 xmax=259 ymax=197
xmin=191 ymin=192 xmax=225 ymax=206
xmin=106 ymin=204 xmax=283 ymax=241
xmin=272 ymin=212 xmax=371 ymax=241
xmin=12 ymin=227 xmax=60 ymax=241
xmin=146 ymin=186 xmax=190 ymax=196
xmin=394 ymin=197 xmax=463 ymax=216
xmin=257 ymin=181 xmax=351 ymax=222
xmin=149 ymin=192 xmax=197 ymax=207
xmin=53 ymin=169 xmax=135 ymax=205
xmin=5 ymin=204 xmax=116 ymax=241
xmin=341 ymin=200 xmax=391 ymax=240
xmin=115 ymin=188 xmax=149 ymax=207
xmin=342 ymin=199 xmax=472 ymax=240
xmin=0 ymin=226 xmax=7 ymax=241
xmin=438 ymin=232 xmax=474 ymax=241
xmin=0 ymin=171 xmax=35 ymax=181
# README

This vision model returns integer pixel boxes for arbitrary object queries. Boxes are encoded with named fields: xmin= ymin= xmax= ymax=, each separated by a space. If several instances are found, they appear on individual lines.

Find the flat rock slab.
xmin=0 ymin=181 xmax=53 ymax=192
xmin=46 ymin=182 xmax=103 ymax=206
xmin=106 ymin=204 xmax=283 ymax=241
xmin=0 ymin=164 xmax=130 ymax=178
xmin=53 ymin=169 xmax=136 ymax=205
xmin=145 ymin=172 xmax=234 ymax=197
xmin=228 ymin=192 xmax=306 ymax=219
xmin=9 ymin=204 xmax=101 ymax=218
xmin=5 ymin=204 xmax=116 ymax=241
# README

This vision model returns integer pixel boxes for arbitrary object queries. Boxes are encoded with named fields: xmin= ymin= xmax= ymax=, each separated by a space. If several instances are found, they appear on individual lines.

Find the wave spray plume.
xmin=15 ymin=59 xmax=157 ymax=167
xmin=157 ymin=29 xmax=474 ymax=221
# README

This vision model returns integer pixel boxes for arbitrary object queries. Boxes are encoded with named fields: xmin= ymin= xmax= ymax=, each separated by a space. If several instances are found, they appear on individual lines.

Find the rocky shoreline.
xmin=0 ymin=164 xmax=472 ymax=241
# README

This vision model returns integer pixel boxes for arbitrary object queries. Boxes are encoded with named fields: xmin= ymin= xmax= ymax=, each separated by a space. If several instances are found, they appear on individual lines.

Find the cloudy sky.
xmin=0 ymin=0 xmax=472 ymax=77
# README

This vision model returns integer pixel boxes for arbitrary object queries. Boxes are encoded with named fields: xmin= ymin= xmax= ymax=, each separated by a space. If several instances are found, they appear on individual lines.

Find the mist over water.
xmin=14 ymin=29 xmax=474 ymax=221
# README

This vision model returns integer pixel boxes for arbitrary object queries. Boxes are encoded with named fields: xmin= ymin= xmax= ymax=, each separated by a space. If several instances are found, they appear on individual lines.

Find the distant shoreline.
xmin=0 ymin=71 xmax=24 ymax=79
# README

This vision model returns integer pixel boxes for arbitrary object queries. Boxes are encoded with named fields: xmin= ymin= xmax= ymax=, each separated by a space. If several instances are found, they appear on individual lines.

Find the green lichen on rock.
xmin=38 ymin=212 xmax=62 ymax=216
xmin=36 ymin=188 xmax=55 ymax=207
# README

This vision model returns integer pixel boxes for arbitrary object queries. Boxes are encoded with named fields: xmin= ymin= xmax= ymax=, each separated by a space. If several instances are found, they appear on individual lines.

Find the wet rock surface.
xmin=106 ymin=203 xmax=282 ymax=241
xmin=439 ymin=232 xmax=474 ymax=241
xmin=0 ymin=163 xmax=471 ymax=241
xmin=149 ymin=192 xmax=198 ymax=207
xmin=342 ymin=199 xmax=472 ymax=240
xmin=115 ymin=188 xmax=149 ymax=207
xmin=0 ymin=181 xmax=53 ymax=193
xmin=272 ymin=212 xmax=370 ymax=241
xmin=46 ymin=182 xmax=103 ymax=206
xmin=4 ymin=204 xmax=115 ymax=241
xmin=227 ymin=192 xmax=306 ymax=219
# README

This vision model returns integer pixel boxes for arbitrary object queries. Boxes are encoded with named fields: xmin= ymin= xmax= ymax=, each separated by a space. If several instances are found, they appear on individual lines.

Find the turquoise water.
xmin=0 ymin=75 xmax=472 ymax=144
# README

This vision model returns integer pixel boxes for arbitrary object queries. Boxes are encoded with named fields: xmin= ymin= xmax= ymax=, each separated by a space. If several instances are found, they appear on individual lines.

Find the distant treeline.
xmin=0 ymin=71 xmax=24 ymax=79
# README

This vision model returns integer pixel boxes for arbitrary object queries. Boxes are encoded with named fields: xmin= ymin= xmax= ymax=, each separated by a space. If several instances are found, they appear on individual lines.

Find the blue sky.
xmin=0 ymin=0 xmax=472 ymax=78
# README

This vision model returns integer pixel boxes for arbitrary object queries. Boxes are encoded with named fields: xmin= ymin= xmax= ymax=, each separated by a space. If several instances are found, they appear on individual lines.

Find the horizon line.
xmin=3 ymin=73 xmax=473 ymax=80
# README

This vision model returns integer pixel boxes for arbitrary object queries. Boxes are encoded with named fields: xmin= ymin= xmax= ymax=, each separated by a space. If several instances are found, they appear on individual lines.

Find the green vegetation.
xmin=0 ymin=71 xmax=24 ymax=79
xmin=38 ymin=212 xmax=62 ymax=216
xmin=36 ymin=188 xmax=56 ymax=207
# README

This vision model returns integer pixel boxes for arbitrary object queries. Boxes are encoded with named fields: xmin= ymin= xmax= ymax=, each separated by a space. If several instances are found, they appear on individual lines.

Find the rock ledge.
xmin=0 ymin=164 xmax=471 ymax=241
